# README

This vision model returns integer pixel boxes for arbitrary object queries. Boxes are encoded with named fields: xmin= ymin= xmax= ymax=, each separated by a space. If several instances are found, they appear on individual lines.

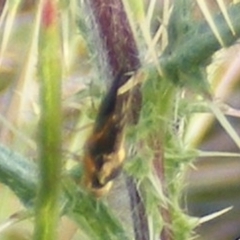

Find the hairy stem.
xmin=84 ymin=0 xmax=146 ymax=238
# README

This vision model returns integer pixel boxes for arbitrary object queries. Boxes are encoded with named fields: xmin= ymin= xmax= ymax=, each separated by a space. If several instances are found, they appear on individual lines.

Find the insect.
xmin=82 ymin=70 xmax=144 ymax=196
xmin=82 ymin=72 xmax=130 ymax=196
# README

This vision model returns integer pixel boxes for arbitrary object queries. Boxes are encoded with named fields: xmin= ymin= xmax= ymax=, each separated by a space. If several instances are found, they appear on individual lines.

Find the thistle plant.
xmin=0 ymin=1 xmax=240 ymax=240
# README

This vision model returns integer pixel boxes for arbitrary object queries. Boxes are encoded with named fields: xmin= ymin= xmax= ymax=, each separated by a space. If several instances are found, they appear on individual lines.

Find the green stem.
xmin=33 ymin=1 xmax=62 ymax=240
xmin=0 ymin=144 xmax=130 ymax=240
xmin=160 ymin=3 xmax=240 ymax=86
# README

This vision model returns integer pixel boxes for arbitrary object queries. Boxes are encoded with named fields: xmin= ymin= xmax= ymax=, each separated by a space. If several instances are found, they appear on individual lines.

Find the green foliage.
xmin=0 ymin=1 xmax=240 ymax=240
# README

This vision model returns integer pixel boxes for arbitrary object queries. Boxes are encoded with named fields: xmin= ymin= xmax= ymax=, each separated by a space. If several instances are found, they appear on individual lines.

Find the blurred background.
xmin=0 ymin=0 xmax=240 ymax=239
xmin=186 ymin=85 xmax=240 ymax=240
